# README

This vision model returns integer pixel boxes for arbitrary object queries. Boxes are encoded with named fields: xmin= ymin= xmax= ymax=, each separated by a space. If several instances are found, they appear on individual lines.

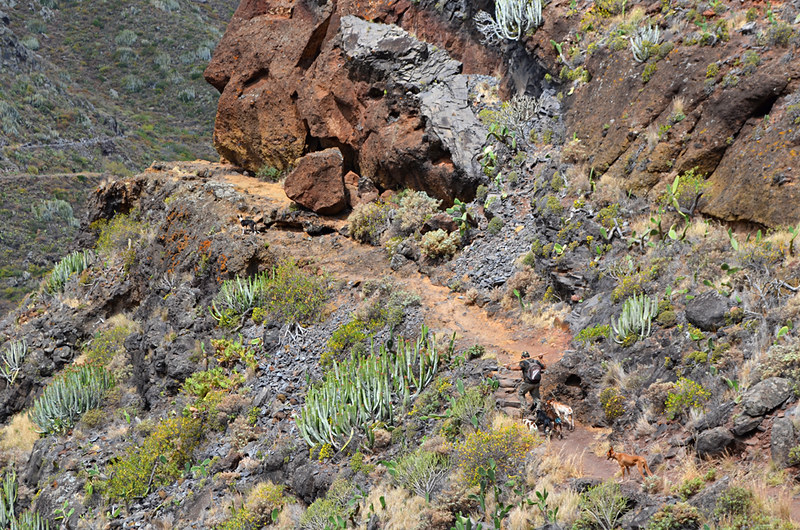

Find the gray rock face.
xmin=731 ymin=414 xmax=762 ymax=437
xmin=741 ymin=377 xmax=793 ymax=417
xmin=771 ymin=417 xmax=796 ymax=468
xmin=685 ymin=291 xmax=729 ymax=331
xmin=696 ymin=426 xmax=735 ymax=457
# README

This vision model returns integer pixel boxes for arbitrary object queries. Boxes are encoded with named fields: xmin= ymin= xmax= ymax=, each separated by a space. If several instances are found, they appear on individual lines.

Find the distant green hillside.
xmin=0 ymin=0 xmax=237 ymax=175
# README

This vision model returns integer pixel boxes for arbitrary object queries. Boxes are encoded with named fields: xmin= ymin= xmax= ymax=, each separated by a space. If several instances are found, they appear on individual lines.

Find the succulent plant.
xmin=297 ymin=324 xmax=454 ymax=450
xmin=29 ymin=363 xmax=113 ymax=434
xmin=612 ymin=293 xmax=658 ymax=344
xmin=0 ymin=340 xmax=26 ymax=386
xmin=45 ymin=250 xmax=94 ymax=294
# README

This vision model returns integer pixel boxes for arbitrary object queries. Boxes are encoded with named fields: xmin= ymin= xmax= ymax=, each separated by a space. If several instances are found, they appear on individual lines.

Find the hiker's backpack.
xmin=521 ymin=359 xmax=542 ymax=384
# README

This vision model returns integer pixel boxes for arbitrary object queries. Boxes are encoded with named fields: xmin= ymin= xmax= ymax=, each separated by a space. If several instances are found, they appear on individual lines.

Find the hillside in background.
xmin=0 ymin=0 xmax=237 ymax=176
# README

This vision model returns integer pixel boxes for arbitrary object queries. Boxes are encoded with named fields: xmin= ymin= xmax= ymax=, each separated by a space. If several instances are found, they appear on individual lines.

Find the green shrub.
xmin=114 ymin=29 xmax=138 ymax=46
xmin=449 ymin=386 xmax=491 ymax=427
xmin=573 ymin=481 xmax=627 ymax=530
xmin=385 ymin=449 xmax=451 ymax=501
xmin=715 ymin=486 xmax=754 ymax=519
xmin=642 ymin=62 xmax=657 ymax=83
xmin=646 ymin=502 xmax=703 ymax=530
xmin=487 ymin=216 xmax=504 ymax=235
xmin=419 ymin=229 xmax=459 ymax=260
xmin=454 ymin=423 xmax=538 ymax=485
xmin=655 ymin=310 xmax=677 ymax=327
xmin=397 ymin=191 xmax=440 ymax=235
xmin=575 ymin=324 xmax=610 ymax=346
xmin=300 ymin=479 xmax=355 ymax=530
xmin=210 ymin=261 xmax=327 ymax=326
xmin=659 ymin=168 xmax=709 ymax=212
xmin=211 ymin=336 xmax=258 ymax=371
xmin=105 ymin=415 xmax=204 ymax=500
xmin=349 ymin=202 xmax=390 ymax=245
xmin=92 ymin=210 xmax=146 ymax=256
xmin=182 ymin=367 xmax=245 ymax=399
xmin=787 ymin=446 xmax=800 ymax=466
xmin=84 ymin=323 xmax=134 ymax=367
xmin=599 ymin=387 xmax=625 ymax=422
xmin=29 ymin=363 xmax=114 ymax=434
xmin=256 ymin=164 xmax=282 ymax=182
xmin=217 ymin=481 xmax=286 ymax=530
xmin=674 ymin=477 xmax=704 ymax=500
xmin=767 ymin=22 xmax=794 ymax=47
xmin=665 ymin=377 xmax=710 ymax=420
xmin=45 ymin=250 xmax=95 ymax=294
xmin=31 ymin=199 xmax=79 ymax=228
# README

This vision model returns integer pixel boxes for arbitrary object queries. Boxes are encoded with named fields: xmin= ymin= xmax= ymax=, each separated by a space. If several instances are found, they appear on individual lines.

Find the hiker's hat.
xmin=521 ymin=351 xmax=530 ymax=359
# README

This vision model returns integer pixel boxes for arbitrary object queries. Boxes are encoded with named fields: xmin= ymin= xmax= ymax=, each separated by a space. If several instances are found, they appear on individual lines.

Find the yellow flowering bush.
xmin=454 ymin=423 xmax=538 ymax=485
xmin=217 ymin=481 xmax=286 ymax=530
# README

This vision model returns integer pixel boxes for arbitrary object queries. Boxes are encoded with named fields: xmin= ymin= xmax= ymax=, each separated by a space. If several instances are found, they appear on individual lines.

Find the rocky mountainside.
xmin=1 ymin=0 xmax=800 ymax=528
xmin=0 ymin=0 xmax=237 ymax=175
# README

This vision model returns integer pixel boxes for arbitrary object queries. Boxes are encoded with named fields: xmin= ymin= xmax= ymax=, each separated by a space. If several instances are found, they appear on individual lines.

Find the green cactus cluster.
xmin=29 ymin=363 xmax=113 ymax=434
xmin=297 ymin=324 xmax=453 ymax=450
xmin=611 ymin=293 xmax=658 ymax=345
xmin=0 ymin=469 xmax=50 ymax=530
xmin=45 ymin=250 xmax=94 ymax=294
xmin=0 ymin=340 xmax=26 ymax=386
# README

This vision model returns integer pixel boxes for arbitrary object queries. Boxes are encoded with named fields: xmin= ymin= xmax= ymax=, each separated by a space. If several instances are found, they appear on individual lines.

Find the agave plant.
xmin=630 ymin=23 xmax=661 ymax=63
xmin=29 ymin=363 xmax=113 ymax=434
xmin=45 ymin=250 xmax=95 ymax=294
xmin=612 ymin=293 xmax=658 ymax=344
xmin=296 ymin=324 xmax=454 ymax=450
xmin=0 ymin=340 xmax=26 ymax=386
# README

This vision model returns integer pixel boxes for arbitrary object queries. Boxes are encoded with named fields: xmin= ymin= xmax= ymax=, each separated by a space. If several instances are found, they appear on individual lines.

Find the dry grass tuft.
xmin=601 ymin=360 xmax=627 ymax=388
xmin=507 ymin=505 xmax=534 ymax=530
xmin=538 ymin=446 xmax=585 ymax=484
xmin=520 ymin=301 xmax=570 ymax=330
xmin=634 ymin=406 xmax=656 ymax=438
xmin=360 ymin=481 xmax=427 ymax=528
xmin=0 ymin=412 xmax=39 ymax=467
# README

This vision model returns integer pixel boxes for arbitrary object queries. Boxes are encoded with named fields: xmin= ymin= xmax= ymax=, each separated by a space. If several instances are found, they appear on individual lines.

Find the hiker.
xmin=504 ymin=351 xmax=546 ymax=412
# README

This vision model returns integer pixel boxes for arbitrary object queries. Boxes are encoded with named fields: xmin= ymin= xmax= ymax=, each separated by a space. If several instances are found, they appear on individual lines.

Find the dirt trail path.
xmin=225 ymin=172 xmax=623 ymax=483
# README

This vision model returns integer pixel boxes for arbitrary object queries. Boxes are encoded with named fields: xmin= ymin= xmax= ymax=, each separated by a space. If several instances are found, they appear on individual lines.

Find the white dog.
xmin=546 ymin=399 xmax=574 ymax=431
xmin=522 ymin=418 xmax=538 ymax=434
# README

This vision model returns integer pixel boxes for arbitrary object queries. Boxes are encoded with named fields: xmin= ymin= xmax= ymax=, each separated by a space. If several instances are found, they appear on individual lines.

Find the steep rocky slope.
xmin=1 ymin=0 xmax=800 ymax=528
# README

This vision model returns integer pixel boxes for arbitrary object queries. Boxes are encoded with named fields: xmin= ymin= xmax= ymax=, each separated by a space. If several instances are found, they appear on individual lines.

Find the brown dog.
xmin=606 ymin=446 xmax=653 ymax=481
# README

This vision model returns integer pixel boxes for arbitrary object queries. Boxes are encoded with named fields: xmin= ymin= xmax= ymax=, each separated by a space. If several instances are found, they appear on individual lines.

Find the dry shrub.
xmin=0 ymin=412 xmax=38 ymax=467
xmin=507 ymin=505 xmax=534 ymax=530
xmin=593 ymin=173 xmax=626 ymax=205
xmin=643 ymin=381 xmax=674 ymax=414
xmin=359 ymin=481 xmax=427 ymax=529
xmin=566 ymin=164 xmax=592 ymax=196
xmin=520 ymin=301 xmax=570 ymax=330
xmin=537 ymin=446 xmax=585 ymax=484
xmin=465 ymin=288 xmax=479 ymax=306
xmin=600 ymin=360 xmax=627 ymax=388
xmin=502 ymin=268 xmax=545 ymax=310
xmin=634 ymin=406 xmax=656 ymax=437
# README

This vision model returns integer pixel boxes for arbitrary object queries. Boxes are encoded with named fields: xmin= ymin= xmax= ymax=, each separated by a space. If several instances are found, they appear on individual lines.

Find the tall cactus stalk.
xmin=612 ymin=293 xmax=658 ymax=344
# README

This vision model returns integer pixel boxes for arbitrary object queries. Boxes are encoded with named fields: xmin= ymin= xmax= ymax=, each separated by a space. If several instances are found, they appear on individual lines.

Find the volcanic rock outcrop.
xmin=205 ymin=2 xmax=489 ymax=205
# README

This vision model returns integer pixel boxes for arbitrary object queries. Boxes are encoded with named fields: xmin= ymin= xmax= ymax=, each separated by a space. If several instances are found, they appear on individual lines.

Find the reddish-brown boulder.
xmin=204 ymin=0 xmax=490 ymax=205
xmin=284 ymin=148 xmax=346 ymax=215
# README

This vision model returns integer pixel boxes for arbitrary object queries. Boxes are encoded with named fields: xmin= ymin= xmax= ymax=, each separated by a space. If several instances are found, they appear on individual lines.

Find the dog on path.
xmin=237 ymin=214 xmax=257 ymax=235
xmin=606 ymin=446 xmax=653 ymax=481
xmin=545 ymin=399 xmax=574 ymax=431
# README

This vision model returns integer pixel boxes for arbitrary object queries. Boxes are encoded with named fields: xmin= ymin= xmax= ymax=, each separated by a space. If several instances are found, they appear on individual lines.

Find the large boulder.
xmin=685 ymin=291 xmax=729 ymax=331
xmin=741 ymin=377 xmax=793 ymax=417
xmin=284 ymin=148 xmax=346 ymax=215
xmin=696 ymin=427 xmax=735 ymax=458
xmin=771 ymin=417 xmax=796 ymax=468
xmin=205 ymin=3 xmax=488 ymax=205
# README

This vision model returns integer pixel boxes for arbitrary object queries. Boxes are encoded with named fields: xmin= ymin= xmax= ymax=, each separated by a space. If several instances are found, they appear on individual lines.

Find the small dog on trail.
xmin=606 ymin=446 xmax=653 ymax=481
xmin=522 ymin=418 xmax=538 ymax=434
xmin=237 ymin=214 xmax=257 ymax=235
xmin=546 ymin=399 xmax=574 ymax=431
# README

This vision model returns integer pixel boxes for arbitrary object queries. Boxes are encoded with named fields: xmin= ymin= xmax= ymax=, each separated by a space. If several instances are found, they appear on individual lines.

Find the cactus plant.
xmin=0 ymin=340 xmax=26 ymax=386
xmin=612 ymin=293 xmax=658 ymax=344
xmin=29 ymin=363 xmax=113 ymax=434
xmin=45 ymin=250 xmax=94 ymax=294
xmin=297 ymin=325 xmax=454 ymax=450
xmin=0 ymin=469 xmax=49 ymax=530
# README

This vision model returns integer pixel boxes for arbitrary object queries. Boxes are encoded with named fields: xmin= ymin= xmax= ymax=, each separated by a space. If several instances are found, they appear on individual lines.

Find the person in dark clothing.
xmin=504 ymin=351 xmax=547 ymax=411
